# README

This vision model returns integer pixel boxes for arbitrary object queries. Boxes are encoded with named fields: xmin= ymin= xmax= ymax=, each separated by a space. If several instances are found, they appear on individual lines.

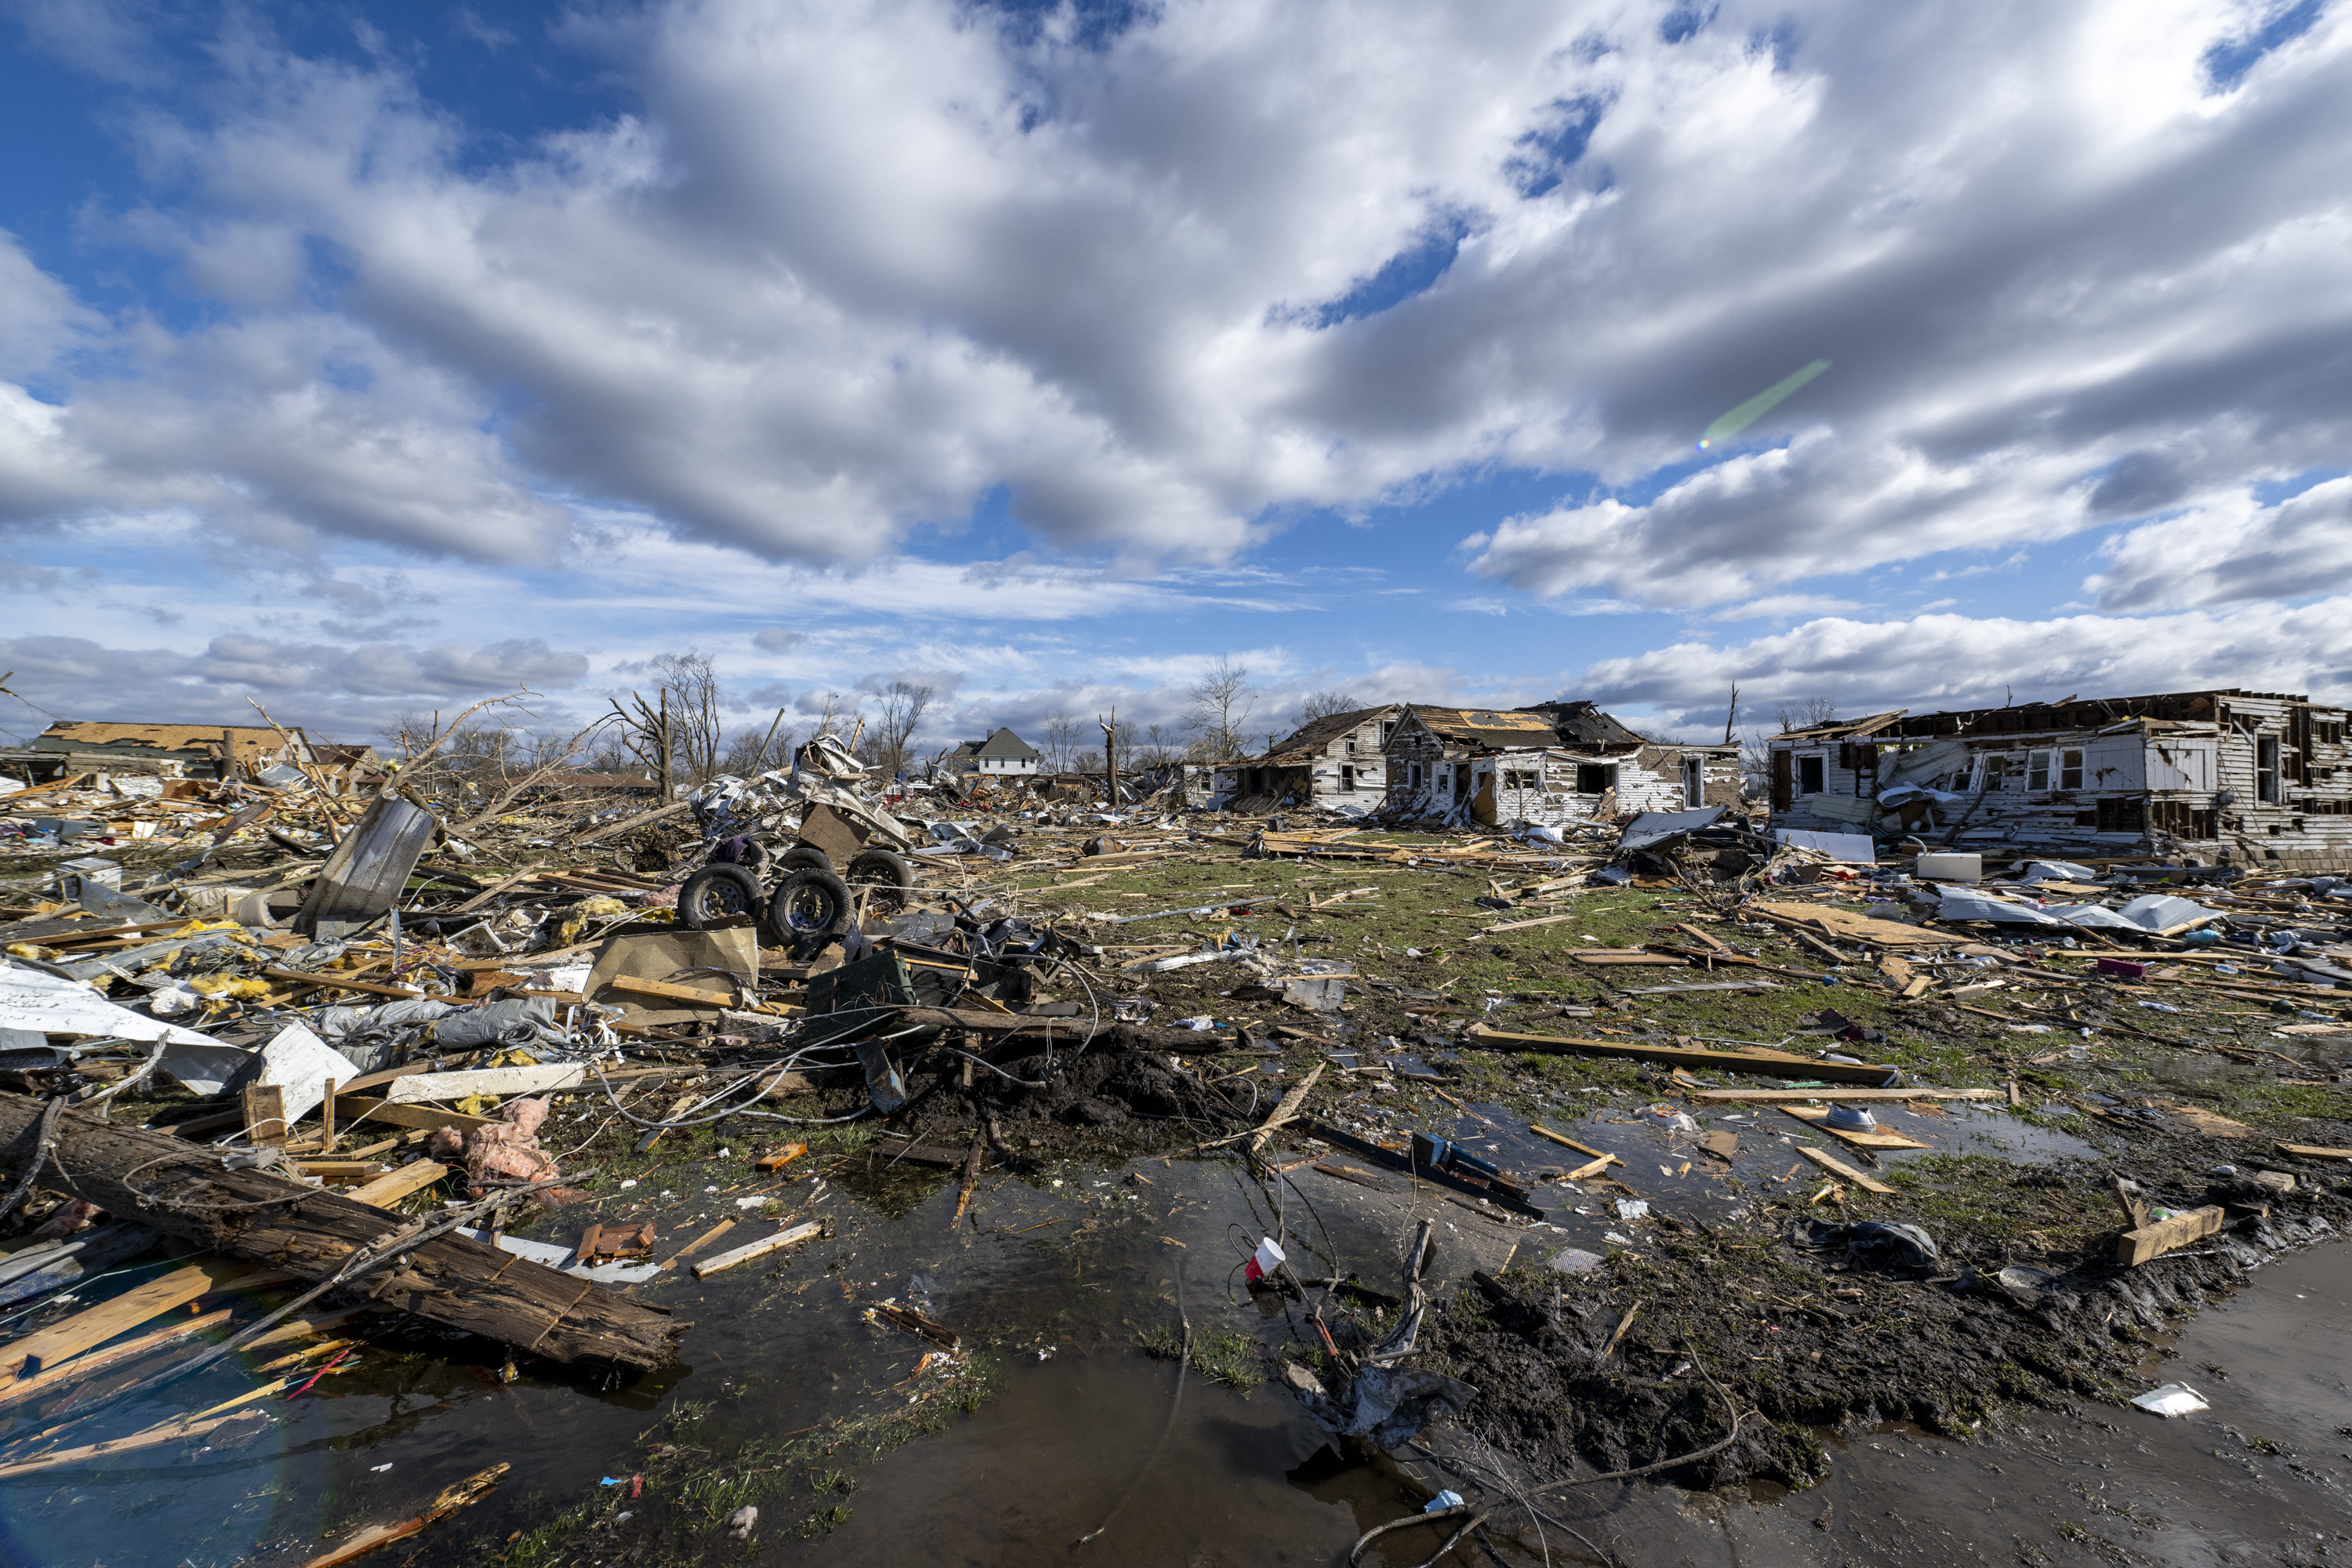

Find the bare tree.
xmin=1138 ymin=721 xmax=1180 ymax=769
xmin=1044 ymin=710 xmax=1079 ymax=774
xmin=870 ymin=681 xmax=935 ymax=778
xmin=652 ymin=652 xmax=723 ymax=782
xmin=1299 ymin=690 xmax=1363 ymax=721
xmin=1187 ymin=659 xmax=1255 ymax=761
xmin=1773 ymin=695 xmax=1840 ymax=732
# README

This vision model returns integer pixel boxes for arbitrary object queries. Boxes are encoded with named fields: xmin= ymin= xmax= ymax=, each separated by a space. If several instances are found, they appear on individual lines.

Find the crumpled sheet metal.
xmin=293 ymin=793 xmax=438 ymax=939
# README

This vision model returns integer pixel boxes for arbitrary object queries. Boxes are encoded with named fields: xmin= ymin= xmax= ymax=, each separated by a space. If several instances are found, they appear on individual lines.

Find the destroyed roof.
xmin=1878 ymin=689 xmax=2339 ymax=739
xmin=1403 ymin=706 xmax=1564 ymax=750
xmin=310 ymin=742 xmax=381 ymax=768
xmin=1262 ymin=704 xmax=1403 ymax=764
xmin=30 ymin=721 xmax=310 ymax=763
xmin=1771 ymin=710 xmax=1908 ymax=742
xmin=967 ymin=727 xmax=1040 ymax=760
xmin=1516 ymin=700 xmax=1650 ymax=749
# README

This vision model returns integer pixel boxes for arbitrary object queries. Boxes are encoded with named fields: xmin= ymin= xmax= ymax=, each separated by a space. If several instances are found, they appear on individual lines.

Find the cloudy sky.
xmin=2 ymin=0 xmax=2347 ymax=760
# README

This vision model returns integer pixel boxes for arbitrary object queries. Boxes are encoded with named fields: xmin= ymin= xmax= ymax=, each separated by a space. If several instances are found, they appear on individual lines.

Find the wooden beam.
xmin=260 ymin=967 xmax=425 ymax=1000
xmin=2114 ymin=1205 xmax=2224 ymax=1267
xmin=1465 ymin=1024 xmax=1897 ymax=1084
xmin=336 ymin=1098 xmax=497 ymax=1135
xmin=2 ymin=1263 xmax=224 ymax=1377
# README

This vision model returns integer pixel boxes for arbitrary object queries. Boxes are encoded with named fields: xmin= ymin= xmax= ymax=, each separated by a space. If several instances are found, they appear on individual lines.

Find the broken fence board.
xmin=693 ymin=1221 xmax=822 ymax=1279
xmin=336 ymin=1098 xmax=498 ymax=1135
xmin=2275 ymin=1142 xmax=2352 ymax=1162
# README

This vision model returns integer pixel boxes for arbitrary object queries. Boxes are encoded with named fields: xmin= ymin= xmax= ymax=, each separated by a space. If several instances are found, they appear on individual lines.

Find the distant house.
xmin=1382 ymin=702 xmax=1741 ymax=827
xmin=940 ymin=728 xmax=1043 ymax=778
xmin=1214 ymin=705 xmax=1404 ymax=810
xmin=0 ymin=720 xmax=315 ymax=786
xmin=1764 ymin=688 xmax=2352 ymax=868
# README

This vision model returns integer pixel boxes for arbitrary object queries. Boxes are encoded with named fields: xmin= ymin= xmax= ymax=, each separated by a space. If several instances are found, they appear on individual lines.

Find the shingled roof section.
xmin=32 ymin=721 xmax=308 ymax=765
xmin=1406 ymin=707 xmax=1563 ymax=750
xmin=1264 ymin=706 xmax=1399 ymax=765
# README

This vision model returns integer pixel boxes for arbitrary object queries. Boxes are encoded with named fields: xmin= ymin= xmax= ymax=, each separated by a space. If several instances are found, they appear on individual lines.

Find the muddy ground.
xmin=9 ymin=810 xmax=2352 ymax=1563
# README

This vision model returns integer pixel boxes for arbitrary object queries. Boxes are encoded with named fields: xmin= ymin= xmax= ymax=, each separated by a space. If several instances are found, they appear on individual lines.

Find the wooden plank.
xmin=383 ymin=1065 xmax=586 ymax=1103
xmin=344 ymin=1160 xmax=449 ymax=1210
xmin=1748 ymin=900 xmax=1955 ymax=948
xmin=1690 ymin=1086 xmax=1998 ymax=1102
xmin=692 ymin=1221 xmax=822 ymax=1279
xmin=1527 ymin=1123 xmax=1610 ymax=1160
xmin=753 ymin=1143 xmax=808 ymax=1173
xmin=1569 ymin=951 xmax=1688 ymax=966
xmin=1564 ymin=1152 xmax=1617 ymax=1181
xmin=2 ymin=1264 xmax=222 ymax=1377
xmin=567 ymin=799 xmax=690 ymax=848
xmin=1777 ymin=1105 xmax=1933 ymax=1150
xmin=243 ymin=1085 xmax=287 ymax=1147
xmin=0 ymin=1307 xmax=236 ymax=1412
xmin=604 ymin=974 xmax=739 ymax=1007
xmin=259 ymin=967 xmax=424 ymax=1000
xmin=2276 ymin=1142 xmax=2352 ymax=1161
xmin=1793 ymin=1143 xmax=1895 ymax=1195
xmin=1465 ymin=1024 xmax=1898 ymax=1084
xmin=1475 ymin=911 xmax=1581 ymax=934
xmin=659 ymin=1220 xmax=735 ymax=1272
xmin=2114 ymin=1205 xmax=2225 ymax=1267
xmin=0 ymin=1408 xmax=269 ymax=1480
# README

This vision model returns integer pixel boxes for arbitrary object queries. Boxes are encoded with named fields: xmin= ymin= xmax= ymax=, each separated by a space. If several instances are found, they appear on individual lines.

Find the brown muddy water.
xmin=1 ymin=1117 xmax=2340 ymax=1568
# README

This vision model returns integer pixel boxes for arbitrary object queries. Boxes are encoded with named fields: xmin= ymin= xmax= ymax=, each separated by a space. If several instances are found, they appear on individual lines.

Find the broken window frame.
xmin=1795 ymin=754 xmax=1824 ymax=797
xmin=1576 ymin=762 xmax=1619 ymax=795
xmin=2026 ymin=748 xmax=2052 ymax=792
xmin=2257 ymin=735 xmax=2282 ymax=804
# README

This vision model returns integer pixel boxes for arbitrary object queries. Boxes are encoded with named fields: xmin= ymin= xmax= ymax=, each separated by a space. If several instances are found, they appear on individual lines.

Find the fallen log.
xmin=0 ymin=1094 xmax=684 ymax=1374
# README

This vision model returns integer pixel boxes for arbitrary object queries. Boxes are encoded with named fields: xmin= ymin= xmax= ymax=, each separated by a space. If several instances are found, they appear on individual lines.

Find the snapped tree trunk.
xmin=0 ymin=1094 xmax=684 ymax=1374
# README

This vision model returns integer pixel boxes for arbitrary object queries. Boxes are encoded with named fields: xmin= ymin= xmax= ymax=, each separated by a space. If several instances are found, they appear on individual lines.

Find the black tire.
xmin=678 ymin=864 xmax=764 ymax=928
xmin=778 ymin=845 xmax=834 ymax=875
xmin=768 ymin=867 xmax=853 ymax=940
xmin=846 ymin=848 xmax=917 ymax=915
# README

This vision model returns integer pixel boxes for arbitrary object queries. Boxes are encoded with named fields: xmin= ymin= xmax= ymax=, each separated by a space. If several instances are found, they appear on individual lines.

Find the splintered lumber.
xmin=2 ymin=1263 xmax=229 ymax=1377
xmin=0 ymin=1306 xmax=237 ymax=1412
xmin=1793 ymin=1143 xmax=1895 ymax=1195
xmin=260 ymin=967 xmax=425 ymax=1000
xmin=693 ymin=1221 xmax=822 ymax=1279
xmin=2114 ymin=1206 xmax=2225 ymax=1267
xmin=568 ymin=799 xmax=690 ymax=848
xmin=344 ymin=1160 xmax=449 ymax=1210
xmin=0 ymin=1093 xmax=683 ymax=1372
xmin=1465 ymin=1024 xmax=1898 ymax=1085
xmin=1748 ymin=900 xmax=1955 ymax=948
xmin=299 ymin=1462 xmax=510 ymax=1568
xmin=0 ymin=1408 xmax=268 ymax=1480
xmin=1564 ymin=1152 xmax=1618 ymax=1181
xmin=753 ymin=1143 xmax=808 ymax=1173
xmin=383 ymin=1065 xmax=585 ymax=1103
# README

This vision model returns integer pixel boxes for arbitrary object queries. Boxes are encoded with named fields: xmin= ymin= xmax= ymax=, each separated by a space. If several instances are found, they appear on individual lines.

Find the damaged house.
xmin=1766 ymin=690 xmax=2352 ymax=869
xmin=0 ymin=721 xmax=318 ymax=791
xmin=1214 ymin=704 xmax=1404 ymax=811
xmin=1381 ymin=702 xmax=1742 ymax=827
xmin=938 ymin=728 xmax=1043 ymax=779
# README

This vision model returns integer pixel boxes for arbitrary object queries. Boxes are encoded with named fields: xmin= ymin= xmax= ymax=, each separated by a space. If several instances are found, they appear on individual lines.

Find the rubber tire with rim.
xmin=678 ymin=864 xmax=764 ymax=929
xmin=845 ymin=848 xmax=917 ymax=914
xmin=767 ymin=866 xmax=854 ymax=941
xmin=778 ymin=845 xmax=835 ymax=875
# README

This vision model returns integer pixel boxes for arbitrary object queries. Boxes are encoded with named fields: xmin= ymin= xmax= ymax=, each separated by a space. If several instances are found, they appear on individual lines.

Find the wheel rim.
xmin=779 ymin=886 xmax=835 ymax=931
xmin=693 ymin=880 xmax=750 ymax=921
